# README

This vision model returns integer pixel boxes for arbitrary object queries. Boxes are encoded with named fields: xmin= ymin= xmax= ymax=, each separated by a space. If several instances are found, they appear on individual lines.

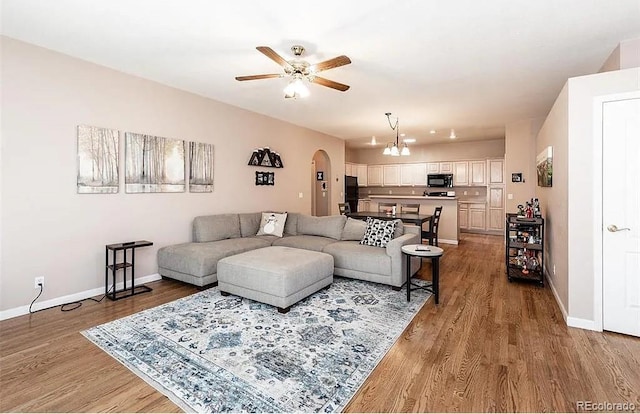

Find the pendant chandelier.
xmin=382 ymin=112 xmax=410 ymax=156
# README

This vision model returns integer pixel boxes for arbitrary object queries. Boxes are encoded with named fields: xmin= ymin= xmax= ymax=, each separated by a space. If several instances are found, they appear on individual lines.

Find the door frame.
xmin=592 ymin=90 xmax=640 ymax=332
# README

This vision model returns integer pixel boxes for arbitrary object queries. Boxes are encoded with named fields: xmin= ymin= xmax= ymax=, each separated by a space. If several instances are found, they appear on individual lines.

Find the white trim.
xmin=438 ymin=238 xmax=458 ymax=245
xmin=545 ymin=268 xmax=568 ymax=322
xmin=0 ymin=273 xmax=162 ymax=321
xmin=567 ymin=317 xmax=600 ymax=331
xmin=592 ymin=90 xmax=640 ymax=333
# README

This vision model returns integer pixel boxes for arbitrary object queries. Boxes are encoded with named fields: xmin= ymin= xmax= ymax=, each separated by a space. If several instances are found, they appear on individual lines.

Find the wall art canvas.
xmin=125 ymin=132 xmax=185 ymax=193
xmin=536 ymin=146 xmax=553 ymax=187
xmin=77 ymin=125 xmax=119 ymax=194
xmin=189 ymin=142 xmax=214 ymax=193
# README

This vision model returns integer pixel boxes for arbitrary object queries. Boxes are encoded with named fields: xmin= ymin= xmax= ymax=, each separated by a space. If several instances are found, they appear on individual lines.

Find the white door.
xmin=603 ymin=98 xmax=640 ymax=337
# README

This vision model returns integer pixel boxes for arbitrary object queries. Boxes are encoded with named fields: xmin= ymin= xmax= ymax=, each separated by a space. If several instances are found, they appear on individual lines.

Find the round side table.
xmin=401 ymin=244 xmax=444 ymax=304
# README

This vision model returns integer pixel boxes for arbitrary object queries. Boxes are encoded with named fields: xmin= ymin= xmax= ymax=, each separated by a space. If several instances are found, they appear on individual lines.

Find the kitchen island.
xmin=367 ymin=195 xmax=459 ymax=244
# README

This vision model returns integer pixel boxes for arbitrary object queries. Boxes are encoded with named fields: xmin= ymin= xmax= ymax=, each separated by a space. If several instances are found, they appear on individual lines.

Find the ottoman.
xmin=217 ymin=246 xmax=334 ymax=313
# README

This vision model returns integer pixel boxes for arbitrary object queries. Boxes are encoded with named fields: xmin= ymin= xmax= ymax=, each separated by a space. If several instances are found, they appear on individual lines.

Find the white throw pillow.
xmin=256 ymin=212 xmax=288 ymax=237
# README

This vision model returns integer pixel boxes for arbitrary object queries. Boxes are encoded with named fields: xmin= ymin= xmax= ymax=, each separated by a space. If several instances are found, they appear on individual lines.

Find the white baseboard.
xmin=438 ymin=239 xmax=459 ymax=245
xmin=0 ymin=273 xmax=162 ymax=321
xmin=545 ymin=269 xmax=601 ymax=332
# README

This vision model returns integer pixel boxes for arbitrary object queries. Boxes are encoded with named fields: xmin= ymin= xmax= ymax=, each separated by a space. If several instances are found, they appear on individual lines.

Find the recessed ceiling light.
xmin=430 ymin=129 xmax=436 ymax=134
xmin=370 ymin=136 xmax=377 ymax=145
xmin=449 ymin=129 xmax=457 ymax=139
xmin=403 ymin=138 xmax=416 ymax=143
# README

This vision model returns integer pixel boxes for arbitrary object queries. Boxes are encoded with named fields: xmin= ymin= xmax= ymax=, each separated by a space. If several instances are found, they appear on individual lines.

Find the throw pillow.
xmin=360 ymin=217 xmax=398 ymax=247
xmin=256 ymin=212 xmax=288 ymax=237
xmin=341 ymin=217 xmax=367 ymax=241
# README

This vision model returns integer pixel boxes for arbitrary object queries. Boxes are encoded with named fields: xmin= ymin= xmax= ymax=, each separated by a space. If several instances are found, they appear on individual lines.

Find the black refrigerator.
xmin=345 ymin=175 xmax=359 ymax=212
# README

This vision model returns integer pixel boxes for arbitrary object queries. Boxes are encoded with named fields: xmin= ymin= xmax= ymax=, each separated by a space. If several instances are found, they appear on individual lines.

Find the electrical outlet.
xmin=475 ymin=191 xmax=479 ymax=195
xmin=388 ymin=190 xmax=392 ymax=194
xmin=298 ymin=192 xmax=303 ymax=198
xmin=35 ymin=276 xmax=45 ymax=289
xmin=411 ymin=190 xmax=415 ymax=195
xmin=463 ymin=191 xmax=468 ymax=195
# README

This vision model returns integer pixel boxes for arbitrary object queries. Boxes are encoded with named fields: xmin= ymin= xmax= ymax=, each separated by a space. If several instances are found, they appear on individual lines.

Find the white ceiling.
xmin=2 ymin=0 xmax=639 ymax=148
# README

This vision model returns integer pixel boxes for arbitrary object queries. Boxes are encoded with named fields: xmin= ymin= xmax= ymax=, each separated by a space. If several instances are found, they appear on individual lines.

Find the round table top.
xmin=402 ymin=244 xmax=444 ymax=257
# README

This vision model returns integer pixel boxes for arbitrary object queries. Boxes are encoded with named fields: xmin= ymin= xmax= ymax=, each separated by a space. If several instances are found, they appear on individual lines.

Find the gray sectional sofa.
xmin=157 ymin=212 xmax=420 ymax=289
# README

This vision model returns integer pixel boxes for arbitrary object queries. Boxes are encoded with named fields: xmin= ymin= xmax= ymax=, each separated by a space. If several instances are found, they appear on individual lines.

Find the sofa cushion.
xmin=393 ymin=219 xmax=405 ymax=238
xmin=297 ymin=214 xmax=347 ymax=240
xmin=158 ymin=238 xmax=271 ymax=277
xmin=272 ymin=235 xmax=336 ymax=252
xmin=256 ymin=212 xmax=287 ymax=237
xmin=341 ymin=217 xmax=367 ymax=241
xmin=239 ymin=212 xmax=262 ymax=237
xmin=284 ymin=212 xmax=298 ymax=236
xmin=360 ymin=217 xmax=397 ymax=247
xmin=323 ymin=241 xmax=392 ymax=276
xmin=193 ymin=214 xmax=241 ymax=242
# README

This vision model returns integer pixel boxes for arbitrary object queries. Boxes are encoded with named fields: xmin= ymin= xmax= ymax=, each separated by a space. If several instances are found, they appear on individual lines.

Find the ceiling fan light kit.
xmin=235 ymin=45 xmax=351 ymax=99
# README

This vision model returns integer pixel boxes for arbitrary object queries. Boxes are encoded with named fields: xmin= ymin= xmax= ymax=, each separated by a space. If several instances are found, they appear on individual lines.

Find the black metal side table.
xmin=401 ymin=244 xmax=444 ymax=304
xmin=105 ymin=240 xmax=153 ymax=301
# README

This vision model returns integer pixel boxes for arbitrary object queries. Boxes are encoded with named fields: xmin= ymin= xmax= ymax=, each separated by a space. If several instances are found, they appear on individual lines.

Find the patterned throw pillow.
xmin=360 ymin=217 xmax=398 ymax=247
xmin=256 ymin=212 xmax=288 ymax=237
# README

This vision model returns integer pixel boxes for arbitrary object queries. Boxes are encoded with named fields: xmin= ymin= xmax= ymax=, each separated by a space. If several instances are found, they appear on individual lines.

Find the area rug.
xmin=82 ymin=277 xmax=431 ymax=413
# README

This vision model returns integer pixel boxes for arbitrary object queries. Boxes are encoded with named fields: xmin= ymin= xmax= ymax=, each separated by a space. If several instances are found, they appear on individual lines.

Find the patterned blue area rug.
xmin=82 ymin=277 xmax=431 ymax=413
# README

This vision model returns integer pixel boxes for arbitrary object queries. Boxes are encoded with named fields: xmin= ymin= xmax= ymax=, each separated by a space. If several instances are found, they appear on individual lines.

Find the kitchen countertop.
xmin=458 ymin=199 xmax=487 ymax=204
xmin=368 ymin=195 xmax=458 ymax=200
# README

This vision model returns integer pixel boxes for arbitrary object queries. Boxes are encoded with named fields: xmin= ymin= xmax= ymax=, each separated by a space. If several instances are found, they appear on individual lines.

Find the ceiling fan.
xmin=235 ymin=45 xmax=351 ymax=98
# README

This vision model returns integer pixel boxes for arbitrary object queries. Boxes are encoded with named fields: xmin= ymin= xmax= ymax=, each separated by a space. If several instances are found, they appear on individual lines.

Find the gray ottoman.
xmin=217 ymin=246 xmax=334 ymax=313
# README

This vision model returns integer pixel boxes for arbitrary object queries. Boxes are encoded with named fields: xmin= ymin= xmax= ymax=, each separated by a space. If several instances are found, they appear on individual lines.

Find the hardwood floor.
xmin=1 ymin=233 xmax=639 ymax=412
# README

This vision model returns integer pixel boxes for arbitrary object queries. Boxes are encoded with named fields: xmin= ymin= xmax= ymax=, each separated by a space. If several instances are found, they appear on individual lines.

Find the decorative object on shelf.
xmin=536 ymin=146 xmax=553 ymax=187
xmin=189 ymin=142 xmax=214 ymax=193
xmin=248 ymin=147 xmax=283 ymax=168
xmin=382 ymin=112 xmax=410 ymax=156
xmin=77 ymin=125 xmax=120 ymax=194
xmin=511 ymin=172 xmax=523 ymax=183
xmin=125 ymin=132 xmax=185 ymax=193
xmin=255 ymin=171 xmax=275 ymax=186
xmin=316 ymin=171 xmax=324 ymax=181
xmin=320 ymin=181 xmax=328 ymax=191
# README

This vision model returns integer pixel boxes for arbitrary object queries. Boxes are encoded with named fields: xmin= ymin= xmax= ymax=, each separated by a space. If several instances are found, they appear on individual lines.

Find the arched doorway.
xmin=311 ymin=150 xmax=331 ymax=216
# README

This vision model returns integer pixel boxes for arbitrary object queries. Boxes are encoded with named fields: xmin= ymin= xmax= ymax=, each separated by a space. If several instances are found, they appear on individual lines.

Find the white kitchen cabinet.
xmin=488 ymin=186 xmax=505 ymax=231
xmin=357 ymin=199 xmax=371 ymax=212
xmin=345 ymin=162 xmax=354 ymax=177
xmin=383 ymin=164 xmax=401 ymax=186
xmin=453 ymin=161 xmax=469 ymax=186
xmin=400 ymin=163 xmax=427 ymax=186
xmin=488 ymin=159 xmax=505 ymax=184
xmin=439 ymin=162 xmax=453 ymax=173
xmin=427 ymin=163 xmax=440 ymax=174
xmin=367 ymin=165 xmax=383 ymax=186
xmin=459 ymin=205 xmax=469 ymax=229
xmin=468 ymin=203 xmax=486 ymax=230
xmin=356 ymin=164 xmax=368 ymax=186
xmin=470 ymin=160 xmax=486 ymax=186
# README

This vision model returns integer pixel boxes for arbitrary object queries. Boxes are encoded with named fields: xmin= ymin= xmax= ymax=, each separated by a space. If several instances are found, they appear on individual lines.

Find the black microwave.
xmin=427 ymin=173 xmax=453 ymax=188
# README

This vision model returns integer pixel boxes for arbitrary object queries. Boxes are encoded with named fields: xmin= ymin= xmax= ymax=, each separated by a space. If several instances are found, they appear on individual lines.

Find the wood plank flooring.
xmin=1 ymin=233 xmax=639 ymax=412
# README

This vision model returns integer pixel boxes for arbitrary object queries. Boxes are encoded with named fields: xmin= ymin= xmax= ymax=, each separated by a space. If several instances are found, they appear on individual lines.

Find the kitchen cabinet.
xmin=469 ymin=203 xmax=486 ymax=230
xmin=357 ymin=199 xmax=371 ymax=212
xmin=400 ymin=163 xmax=427 ymax=186
xmin=427 ymin=163 xmax=440 ymax=174
xmin=367 ymin=165 xmax=383 ymax=186
xmin=459 ymin=205 xmax=469 ymax=229
xmin=488 ymin=186 xmax=505 ymax=231
xmin=426 ymin=162 xmax=452 ymax=174
xmin=345 ymin=162 xmax=354 ymax=177
xmin=383 ymin=164 xmax=401 ymax=186
xmin=488 ymin=159 xmax=505 ymax=184
xmin=453 ymin=161 xmax=469 ymax=186
xmin=470 ymin=160 xmax=486 ymax=186
xmin=439 ymin=162 xmax=453 ymax=173
xmin=356 ymin=164 xmax=368 ymax=186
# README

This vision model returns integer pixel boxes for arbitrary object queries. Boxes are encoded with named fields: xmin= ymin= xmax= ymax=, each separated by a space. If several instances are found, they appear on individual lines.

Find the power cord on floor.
xmin=28 ymin=283 xmax=113 ymax=314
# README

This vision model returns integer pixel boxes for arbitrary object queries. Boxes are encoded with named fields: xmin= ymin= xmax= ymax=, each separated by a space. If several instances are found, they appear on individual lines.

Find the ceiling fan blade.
xmin=311 ymin=55 xmax=351 ymax=72
xmin=256 ymin=46 xmax=294 ymax=70
xmin=235 ymin=74 xmax=282 ymax=81
xmin=311 ymin=76 xmax=350 ymax=92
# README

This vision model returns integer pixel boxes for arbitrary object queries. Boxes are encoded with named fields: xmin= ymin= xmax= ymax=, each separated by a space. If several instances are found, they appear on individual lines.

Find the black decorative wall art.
xmin=255 ymin=171 xmax=275 ymax=186
xmin=248 ymin=147 xmax=283 ymax=168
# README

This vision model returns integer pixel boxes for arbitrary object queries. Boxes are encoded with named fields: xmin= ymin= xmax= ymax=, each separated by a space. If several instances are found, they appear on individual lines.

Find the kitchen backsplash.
xmin=362 ymin=186 xmax=487 ymax=200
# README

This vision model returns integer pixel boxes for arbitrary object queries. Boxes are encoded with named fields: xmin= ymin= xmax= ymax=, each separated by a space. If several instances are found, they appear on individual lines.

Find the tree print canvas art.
xmin=77 ymin=125 xmax=119 ymax=194
xmin=125 ymin=132 xmax=185 ymax=193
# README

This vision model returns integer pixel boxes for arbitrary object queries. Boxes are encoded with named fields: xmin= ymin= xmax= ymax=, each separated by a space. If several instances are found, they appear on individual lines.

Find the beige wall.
xmin=599 ymin=37 xmax=640 ymax=72
xmin=536 ymin=84 xmax=569 ymax=316
xmin=505 ymin=118 xmax=544 ymax=212
xmin=0 ymin=37 xmax=345 ymax=313
xmin=537 ymin=67 xmax=640 ymax=325
xmin=348 ymin=139 xmax=505 ymax=165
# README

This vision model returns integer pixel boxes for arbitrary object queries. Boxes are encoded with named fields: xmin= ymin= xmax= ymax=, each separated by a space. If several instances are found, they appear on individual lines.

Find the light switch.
xmin=507 ymin=193 xmax=513 ymax=200
xmin=298 ymin=192 xmax=303 ymax=198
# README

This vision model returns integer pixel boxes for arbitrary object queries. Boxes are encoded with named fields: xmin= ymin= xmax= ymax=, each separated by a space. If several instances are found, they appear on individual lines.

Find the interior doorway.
xmin=311 ymin=150 xmax=331 ymax=216
xmin=601 ymin=96 xmax=640 ymax=337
